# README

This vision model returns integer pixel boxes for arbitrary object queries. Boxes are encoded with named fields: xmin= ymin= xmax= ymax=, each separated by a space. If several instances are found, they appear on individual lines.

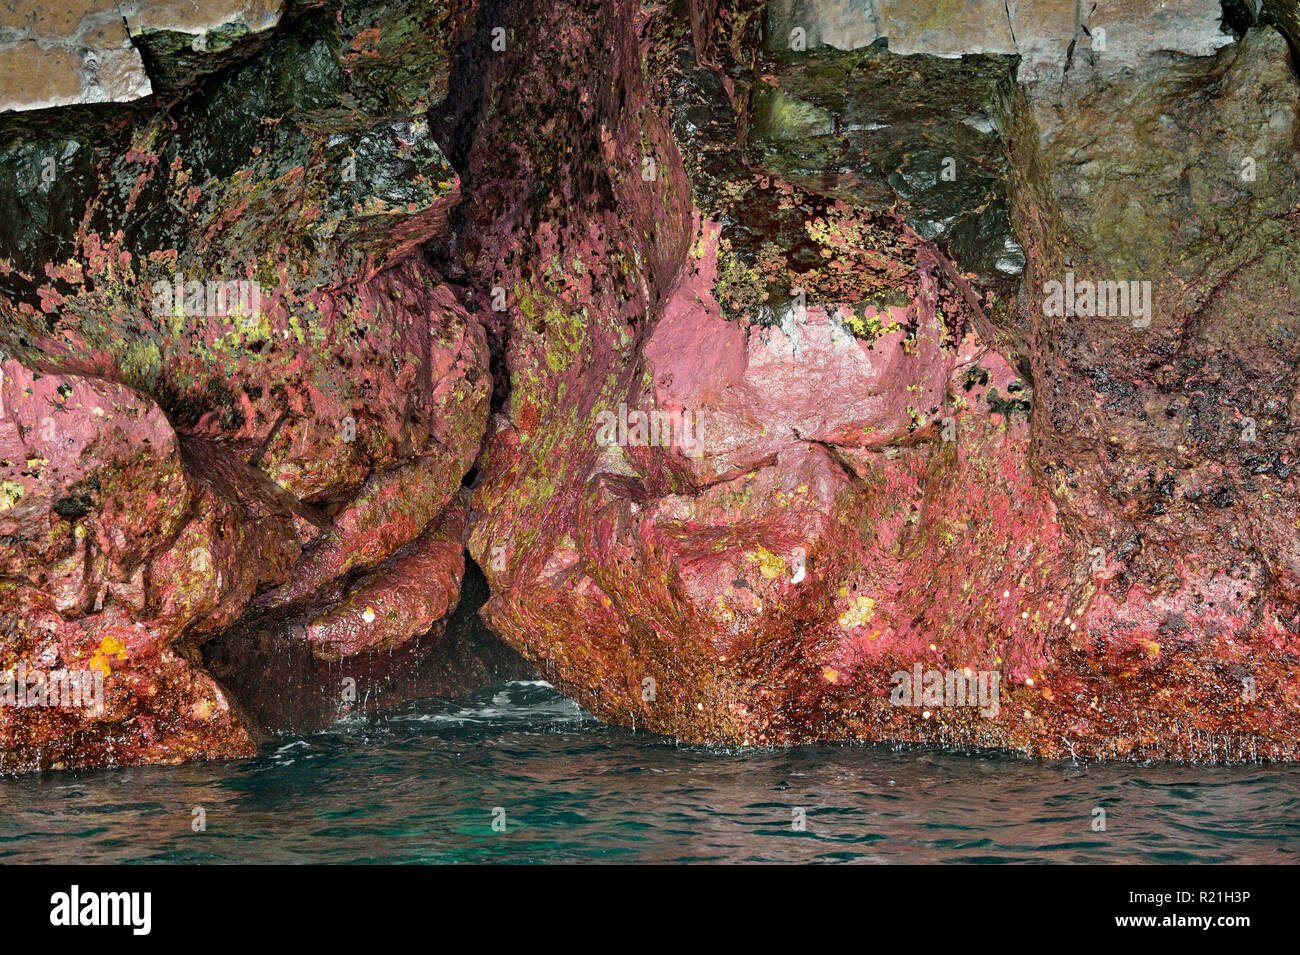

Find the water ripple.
xmin=1 ymin=681 xmax=1297 ymax=864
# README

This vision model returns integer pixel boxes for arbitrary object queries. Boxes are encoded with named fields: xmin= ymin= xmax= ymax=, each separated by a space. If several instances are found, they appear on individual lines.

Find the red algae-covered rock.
xmin=0 ymin=362 xmax=270 ymax=772
xmin=251 ymin=289 xmax=489 ymax=608
xmin=0 ymin=0 xmax=493 ymax=772
xmin=643 ymin=216 xmax=953 ymax=478
xmin=4 ymin=0 xmax=1299 ymax=772
xmin=0 ymin=584 xmax=255 ymax=772
xmin=462 ymin=0 xmax=1300 ymax=761
xmin=302 ymin=505 xmax=467 ymax=660
xmin=0 ymin=358 xmax=189 ymax=597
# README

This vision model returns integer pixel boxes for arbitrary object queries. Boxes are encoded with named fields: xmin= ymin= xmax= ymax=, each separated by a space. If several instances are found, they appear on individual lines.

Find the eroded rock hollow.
xmin=2 ymin=0 xmax=1299 ymax=771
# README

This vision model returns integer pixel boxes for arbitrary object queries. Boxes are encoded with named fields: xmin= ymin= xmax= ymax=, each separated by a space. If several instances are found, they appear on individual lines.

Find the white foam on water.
xmin=385 ymin=681 xmax=594 ymax=727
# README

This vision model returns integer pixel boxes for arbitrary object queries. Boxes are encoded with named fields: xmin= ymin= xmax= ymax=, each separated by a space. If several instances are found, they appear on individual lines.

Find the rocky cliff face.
xmin=1 ymin=0 xmax=1298 ymax=771
xmin=0 ymin=0 xmax=527 ymax=772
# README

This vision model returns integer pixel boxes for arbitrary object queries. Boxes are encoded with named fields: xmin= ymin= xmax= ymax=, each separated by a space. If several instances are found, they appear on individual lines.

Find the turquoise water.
xmin=1 ymin=681 xmax=1297 ymax=864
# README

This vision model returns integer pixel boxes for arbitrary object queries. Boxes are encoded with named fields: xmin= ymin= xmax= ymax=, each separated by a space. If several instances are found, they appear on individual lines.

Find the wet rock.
xmin=0 ymin=361 xmax=279 ymax=773
xmin=0 ymin=0 xmax=489 ymax=771
xmin=462 ymin=0 xmax=1034 ymax=747
xmin=1006 ymin=25 xmax=1300 ymax=652
xmin=462 ymin=0 xmax=1300 ymax=761
xmin=749 ymin=42 xmax=1022 ymax=290
xmin=299 ymin=503 xmax=467 ymax=660
xmin=4 ymin=0 xmax=1300 ymax=771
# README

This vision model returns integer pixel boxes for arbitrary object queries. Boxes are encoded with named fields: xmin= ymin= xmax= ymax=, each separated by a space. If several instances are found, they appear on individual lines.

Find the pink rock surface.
xmin=4 ymin=0 xmax=1297 ymax=773
xmin=459 ymin=0 xmax=1300 ymax=761
xmin=303 ymin=506 xmax=467 ymax=660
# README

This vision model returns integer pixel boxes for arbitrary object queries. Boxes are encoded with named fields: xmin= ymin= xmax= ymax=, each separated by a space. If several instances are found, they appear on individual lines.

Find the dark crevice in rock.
xmin=200 ymin=491 xmax=533 ymax=735
xmin=428 ymin=0 xmax=512 ymax=176
xmin=426 ymin=0 xmax=525 ymax=416
xmin=202 ymin=552 xmax=535 ymax=735
xmin=1223 ymin=0 xmax=1262 ymax=37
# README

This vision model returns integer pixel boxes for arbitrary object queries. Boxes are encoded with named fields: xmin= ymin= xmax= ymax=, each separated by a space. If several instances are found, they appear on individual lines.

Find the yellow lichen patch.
xmin=190 ymin=695 xmax=216 ymax=721
xmin=0 ymin=480 xmax=25 ymax=512
xmin=89 ymin=634 xmax=127 ymax=676
xmin=838 ymin=595 xmax=876 ymax=629
xmin=689 ymin=231 xmax=709 ymax=260
xmin=750 ymin=546 xmax=786 ymax=579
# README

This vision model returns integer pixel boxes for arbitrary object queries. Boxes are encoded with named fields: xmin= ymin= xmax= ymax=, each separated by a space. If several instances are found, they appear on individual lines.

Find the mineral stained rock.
xmin=2 ymin=0 xmax=1299 ymax=771
xmin=0 ymin=0 xmax=494 ymax=772
xmin=465 ymin=0 xmax=1300 ymax=760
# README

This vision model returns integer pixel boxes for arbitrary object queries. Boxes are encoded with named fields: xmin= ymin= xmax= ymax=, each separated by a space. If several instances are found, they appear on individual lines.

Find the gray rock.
xmin=767 ymin=0 xmax=1236 ymax=79
xmin=766 ymin=0 xmax=882 ymax=52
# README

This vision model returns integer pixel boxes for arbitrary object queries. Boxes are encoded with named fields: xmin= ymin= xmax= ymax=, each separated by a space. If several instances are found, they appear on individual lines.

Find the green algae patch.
xmin=747 ymin=44 xmax=1022 ymax=291
xmin=750 ymin=88 xmax=835 ymax=141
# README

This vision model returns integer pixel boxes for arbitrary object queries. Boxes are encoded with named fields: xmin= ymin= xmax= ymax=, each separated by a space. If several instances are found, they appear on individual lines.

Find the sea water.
xmin=1 ymin=681 xmax=1296 ymax=864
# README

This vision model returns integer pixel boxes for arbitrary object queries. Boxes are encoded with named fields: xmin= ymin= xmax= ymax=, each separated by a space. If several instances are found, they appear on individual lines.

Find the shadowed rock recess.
xmin=0 ymin=0 xmax=1297 ymax=771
